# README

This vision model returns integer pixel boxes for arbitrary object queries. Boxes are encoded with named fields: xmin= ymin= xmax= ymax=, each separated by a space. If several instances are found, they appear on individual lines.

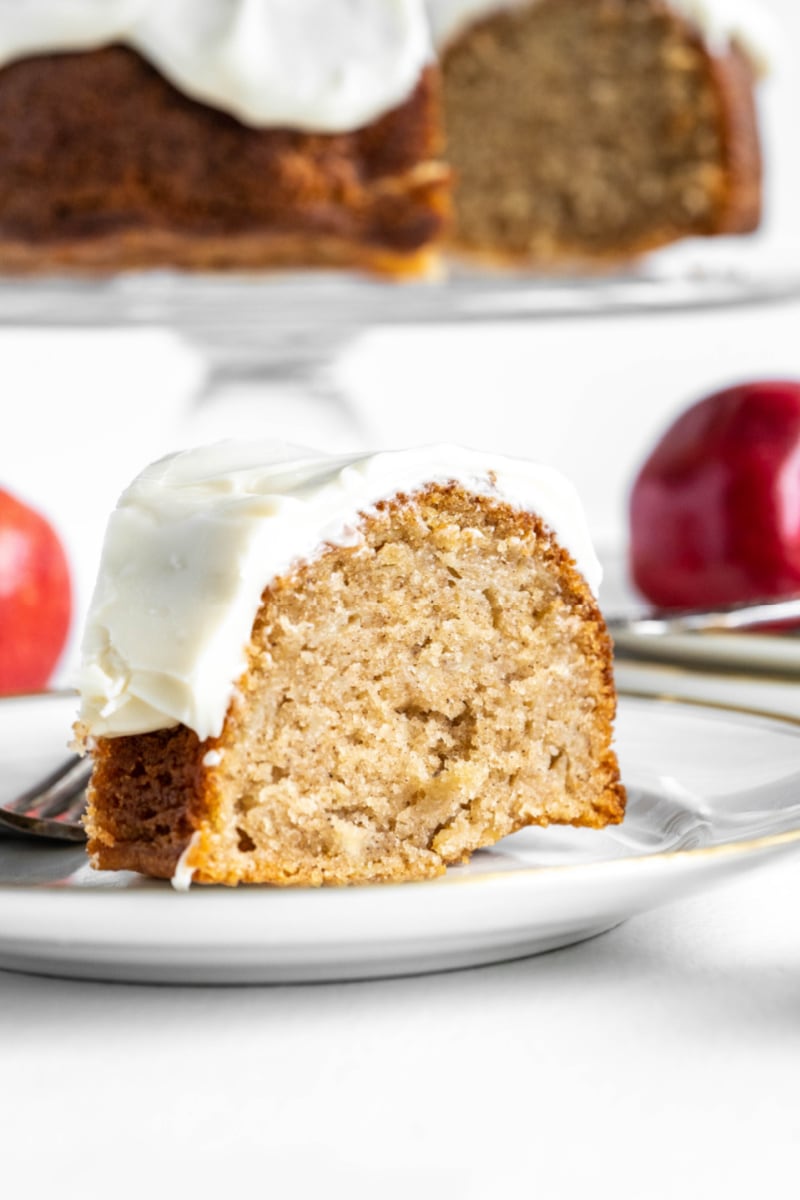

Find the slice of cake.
xmin=430 ymin=0 xmax=766 ymax=267
xmin=76 ymin=443 xmax=625 ymax=887
xmin=0 ymin=1 xmax=449 ymax=277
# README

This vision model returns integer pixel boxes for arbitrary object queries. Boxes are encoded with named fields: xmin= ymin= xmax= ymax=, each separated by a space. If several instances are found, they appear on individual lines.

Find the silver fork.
xmin=0 ymin=754 xmax=91 ymax=841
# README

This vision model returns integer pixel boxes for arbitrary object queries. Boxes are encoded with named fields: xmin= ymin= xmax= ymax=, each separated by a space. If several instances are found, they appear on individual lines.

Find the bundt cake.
xmin=0 ymin=0 xmax=768 ymax=276
xmin=432 ymin=0 xmax=766 ymax=266
xmin=76 ymin=443 xmax=625 ymax=887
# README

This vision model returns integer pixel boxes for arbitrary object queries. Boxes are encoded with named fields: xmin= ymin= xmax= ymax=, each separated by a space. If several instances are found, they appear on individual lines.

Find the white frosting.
xmin=171 ymin=831 xmax=200 ymax=892
xmin=78 ymin=442 xmax=602 ymax=743
xmin=0 ymin=0 xmax=433 ymax=132
xmin=427 ymin=0 xmax=774 ymax=75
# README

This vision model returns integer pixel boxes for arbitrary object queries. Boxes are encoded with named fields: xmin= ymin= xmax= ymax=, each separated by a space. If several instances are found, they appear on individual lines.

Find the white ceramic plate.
xmin=1 ymin=690 xmax=800 ymax=985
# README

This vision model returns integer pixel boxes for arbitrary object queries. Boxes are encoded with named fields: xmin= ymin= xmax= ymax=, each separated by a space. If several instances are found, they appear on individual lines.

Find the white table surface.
xmin=4 ymin=1 xmax=800 ymax=1185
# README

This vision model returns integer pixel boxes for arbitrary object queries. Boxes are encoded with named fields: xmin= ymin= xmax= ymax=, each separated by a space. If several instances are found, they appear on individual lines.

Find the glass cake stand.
xmin=2 ymin=241 xmax=799 ymax=445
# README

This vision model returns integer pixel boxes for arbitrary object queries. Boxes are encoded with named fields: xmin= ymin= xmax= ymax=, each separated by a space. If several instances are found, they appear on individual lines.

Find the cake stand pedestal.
xmin=180 ymin=322 xmax=371 ymax=453
xmin=1 ymin=250 xmax=799 ymax=456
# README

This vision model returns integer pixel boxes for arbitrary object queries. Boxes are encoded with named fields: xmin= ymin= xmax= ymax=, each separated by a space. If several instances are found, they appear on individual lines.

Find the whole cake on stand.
xmin=0 ymin=0 xmax=771 ymax=275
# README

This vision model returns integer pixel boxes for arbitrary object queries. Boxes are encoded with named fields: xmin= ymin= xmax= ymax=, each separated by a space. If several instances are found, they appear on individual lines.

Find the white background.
xmin=2 ymin=3 xmax=800 ymax=1196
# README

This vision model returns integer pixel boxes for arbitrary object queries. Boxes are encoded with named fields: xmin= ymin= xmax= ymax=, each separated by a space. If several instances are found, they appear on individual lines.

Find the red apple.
xmin=629 ymin=380 xmax=800 ymax=609
xmin=0 ymin=486 xmax=72 ymax=693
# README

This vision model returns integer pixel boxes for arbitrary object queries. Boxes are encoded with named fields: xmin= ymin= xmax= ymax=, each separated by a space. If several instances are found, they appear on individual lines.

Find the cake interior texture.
xmin=86 ymin=484 xmax=624 ymax=886
xmin=441 ymin=0 xmax=761 ymax=264
xmin=0 ymin=46 xmax=449 ymax=275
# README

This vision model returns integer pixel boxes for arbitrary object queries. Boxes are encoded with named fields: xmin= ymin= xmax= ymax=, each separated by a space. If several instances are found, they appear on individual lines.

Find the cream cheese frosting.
xmin=426 ymin=0 xmax=775 ymax=74
xmin=0 ymin=0 xmax=433 ymax=132
xmin=78 ymin=441 xmax=602 ymax=744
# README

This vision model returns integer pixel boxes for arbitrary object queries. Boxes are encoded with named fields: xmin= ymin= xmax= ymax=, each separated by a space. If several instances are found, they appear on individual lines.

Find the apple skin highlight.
xmin=0 ymin=487 xmax=72 ymax=693
xmin=629 ymin=381 xmax=800 ymax=610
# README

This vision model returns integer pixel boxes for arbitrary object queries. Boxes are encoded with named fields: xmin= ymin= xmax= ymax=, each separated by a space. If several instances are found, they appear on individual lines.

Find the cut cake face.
xmin=434 ymin=0 xmax=763 ymax=265
xmin=78 ymin=444 xmax=625 ymax=886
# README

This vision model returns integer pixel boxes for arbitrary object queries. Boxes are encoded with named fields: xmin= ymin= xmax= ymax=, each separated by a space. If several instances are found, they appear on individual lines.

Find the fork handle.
xmin=6 ymin=754 xmax=92 ymax=819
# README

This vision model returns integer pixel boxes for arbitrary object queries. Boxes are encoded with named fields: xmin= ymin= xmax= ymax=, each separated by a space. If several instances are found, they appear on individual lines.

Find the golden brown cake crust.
xmin=0 ymin=47 xmax=449 ymax=276
xmin=440 ymin=0 xmax=762 ymax=267
xmin=84 ymin=484 xmax=625 ymax=886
